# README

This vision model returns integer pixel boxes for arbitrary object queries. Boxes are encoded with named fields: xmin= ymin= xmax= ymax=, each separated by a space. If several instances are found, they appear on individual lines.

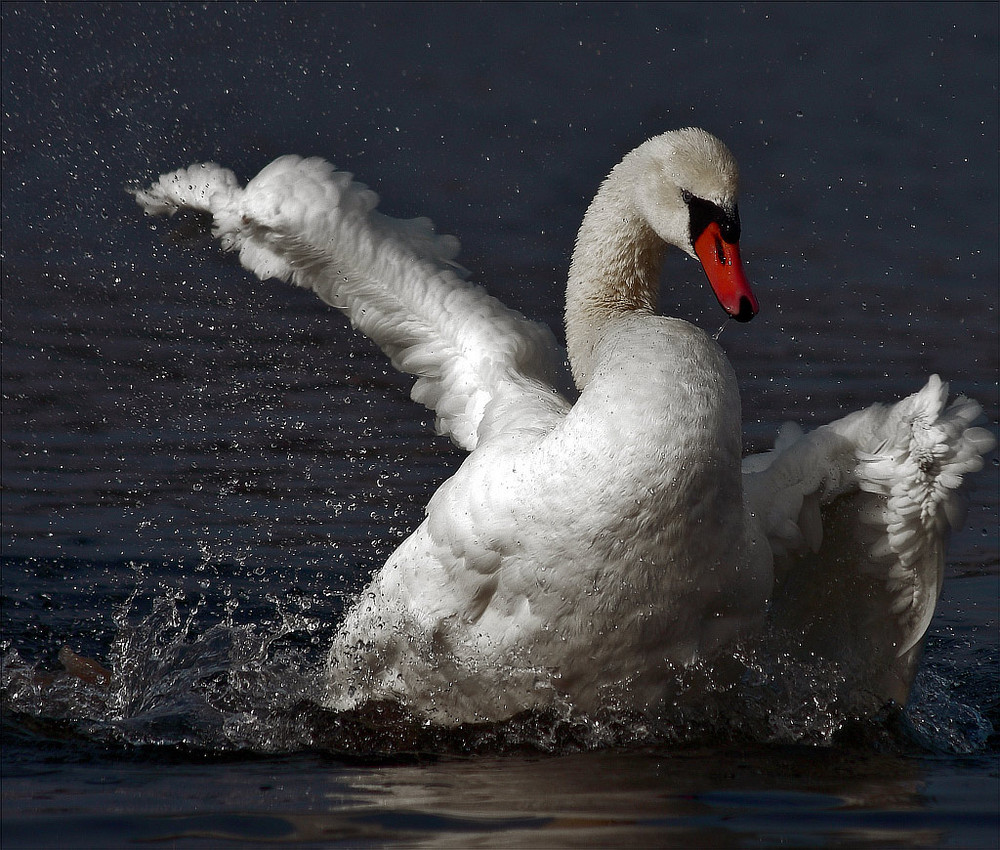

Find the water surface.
xmin=3 ymin=3 xmax=998 ymax=847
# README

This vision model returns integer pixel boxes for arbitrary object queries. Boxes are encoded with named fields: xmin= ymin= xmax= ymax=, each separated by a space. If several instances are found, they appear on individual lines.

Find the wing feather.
xmin=743 ymin=376 xmax=995 ymax=705
xmin=132 ymin=157 xmax=570 ymax=450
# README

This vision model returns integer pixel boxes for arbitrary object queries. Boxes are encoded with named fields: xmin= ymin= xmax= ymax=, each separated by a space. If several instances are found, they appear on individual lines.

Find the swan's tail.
xmin=743 ymin=376 xmax=994 ymax=706
xmin=131 ymin=157 xmax=566 ymax=451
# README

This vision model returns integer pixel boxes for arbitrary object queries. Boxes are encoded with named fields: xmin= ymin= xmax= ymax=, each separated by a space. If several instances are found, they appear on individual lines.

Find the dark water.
xmin=3 ymin=3 xmax=998 ymax=847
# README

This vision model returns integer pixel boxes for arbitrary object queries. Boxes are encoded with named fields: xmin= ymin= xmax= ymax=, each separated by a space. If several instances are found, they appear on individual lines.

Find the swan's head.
xmin=629 ymin=128 xmax=758 ymax=322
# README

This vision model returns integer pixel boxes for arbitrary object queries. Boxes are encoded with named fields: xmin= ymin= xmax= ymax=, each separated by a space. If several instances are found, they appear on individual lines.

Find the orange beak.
xmin=693 ymin=221 xmax=758 ymax=322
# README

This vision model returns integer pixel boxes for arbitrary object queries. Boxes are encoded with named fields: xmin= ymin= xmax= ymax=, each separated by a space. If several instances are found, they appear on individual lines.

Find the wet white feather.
xmin=134 ymin=156 xmax=565 ymax=452
xmin=133 ymin=131 xmax=994 ymax=723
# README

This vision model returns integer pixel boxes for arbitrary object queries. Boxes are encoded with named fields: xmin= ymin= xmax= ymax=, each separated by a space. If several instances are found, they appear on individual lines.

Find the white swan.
xmin=132 ymin=129 xmax=993 ymax=725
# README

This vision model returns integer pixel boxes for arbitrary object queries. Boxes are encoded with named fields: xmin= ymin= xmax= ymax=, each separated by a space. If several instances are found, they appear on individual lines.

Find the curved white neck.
xmin=564 ymin=162 xmax=665 ymax=389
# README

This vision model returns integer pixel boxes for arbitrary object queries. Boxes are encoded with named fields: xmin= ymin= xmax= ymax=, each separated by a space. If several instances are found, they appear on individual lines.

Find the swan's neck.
xmin=565 ymin=166 xmax=664 ymax=389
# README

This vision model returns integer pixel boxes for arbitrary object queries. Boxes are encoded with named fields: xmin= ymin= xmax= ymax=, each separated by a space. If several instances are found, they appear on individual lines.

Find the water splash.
xmin=2 ymin=580 xmax=995 ymax=758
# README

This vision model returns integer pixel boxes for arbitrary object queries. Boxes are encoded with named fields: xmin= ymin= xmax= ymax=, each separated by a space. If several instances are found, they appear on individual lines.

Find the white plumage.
xmin=133 ymin=129 xmax=994 ymax=724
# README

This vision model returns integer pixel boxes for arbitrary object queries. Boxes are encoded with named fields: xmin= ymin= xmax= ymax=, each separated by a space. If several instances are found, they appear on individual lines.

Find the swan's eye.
xmin=687 ymin=195 xmax=741 ymax=245
xmin=681 ymin=189 xmax=694 ymax=204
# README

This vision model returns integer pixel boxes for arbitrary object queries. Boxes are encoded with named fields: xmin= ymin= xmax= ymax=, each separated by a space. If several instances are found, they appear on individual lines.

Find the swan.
xmin=131 ymin=129 xmax=994 ymax=726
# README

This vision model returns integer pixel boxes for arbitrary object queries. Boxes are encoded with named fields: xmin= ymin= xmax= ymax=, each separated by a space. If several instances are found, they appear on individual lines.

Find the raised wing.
xmin=742 ymin=376 xmax=995 ymax=706
xmin=132 ymin=157 xmax=571 ymax=450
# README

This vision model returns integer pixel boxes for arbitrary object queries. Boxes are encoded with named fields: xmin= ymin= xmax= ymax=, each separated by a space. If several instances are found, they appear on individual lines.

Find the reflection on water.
xmin=5 ymin=724 xmax=987 ymax=849
xmin=327 ymin=749 xmax=933 ymax=848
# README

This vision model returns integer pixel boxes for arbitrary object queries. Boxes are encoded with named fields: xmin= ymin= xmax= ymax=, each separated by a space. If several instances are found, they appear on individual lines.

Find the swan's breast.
xmin=576 ymin=314 xmax=743 ymax=468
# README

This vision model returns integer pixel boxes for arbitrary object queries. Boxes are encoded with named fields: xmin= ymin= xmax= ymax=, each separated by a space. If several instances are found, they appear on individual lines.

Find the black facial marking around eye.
xmin=686 ymin=195 xmax=741 ymax=244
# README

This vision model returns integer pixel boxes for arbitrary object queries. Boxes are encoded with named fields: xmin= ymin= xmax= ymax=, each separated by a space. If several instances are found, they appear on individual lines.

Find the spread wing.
xmin=132 ymin=157 xmax=572 ymax=451
xmin=742 ymin=376 xmax=994 ymax=706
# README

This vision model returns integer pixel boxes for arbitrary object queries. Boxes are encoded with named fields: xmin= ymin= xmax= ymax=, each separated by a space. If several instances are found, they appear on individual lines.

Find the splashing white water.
xmin=3 ymin=576 xmax=994 ymax=758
